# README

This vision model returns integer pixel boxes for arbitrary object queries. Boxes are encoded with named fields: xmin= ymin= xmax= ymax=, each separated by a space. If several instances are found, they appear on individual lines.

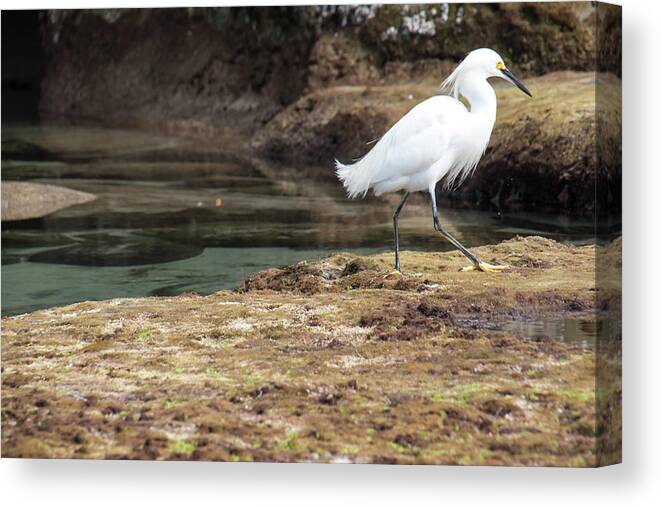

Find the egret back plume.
xmin=440 ymin=55 xmax=468 ymax=99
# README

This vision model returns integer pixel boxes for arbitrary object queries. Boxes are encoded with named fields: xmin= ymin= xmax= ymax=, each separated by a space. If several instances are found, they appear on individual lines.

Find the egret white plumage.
xmin=335 ymin=48 xmax=532 ymax=273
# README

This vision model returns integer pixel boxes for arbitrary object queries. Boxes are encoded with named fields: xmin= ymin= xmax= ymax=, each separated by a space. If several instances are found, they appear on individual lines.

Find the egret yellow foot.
xmin=383 ymin=270 xmax=403 ymax=280
xmin=461 ymin=262 xmax=509 ymax=273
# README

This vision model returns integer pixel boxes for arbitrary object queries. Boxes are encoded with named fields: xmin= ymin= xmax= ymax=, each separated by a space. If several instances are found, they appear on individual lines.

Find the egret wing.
xmin=336 ymin=95 xmax=466 ymax=198
xmin=366 ymin=96 xmax=466 ymax=183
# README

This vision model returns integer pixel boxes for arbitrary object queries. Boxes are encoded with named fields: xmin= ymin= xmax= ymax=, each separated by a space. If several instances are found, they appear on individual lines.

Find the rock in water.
xmin=1 ymin=181 xmax=97 ymax=221
xmin=28 ymin=237 xmax=204 ymax=267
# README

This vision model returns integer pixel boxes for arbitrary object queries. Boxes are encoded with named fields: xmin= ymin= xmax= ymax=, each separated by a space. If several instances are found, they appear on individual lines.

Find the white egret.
xmin=335 ymin=48 xmax=532 ymax=273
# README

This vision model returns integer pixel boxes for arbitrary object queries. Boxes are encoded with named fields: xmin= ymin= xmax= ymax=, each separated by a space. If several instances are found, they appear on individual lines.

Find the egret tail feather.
xmin=335 ymin=158 xmax=370 ymax=199
xmin=335 ymin=128 xmax=397 ymax=199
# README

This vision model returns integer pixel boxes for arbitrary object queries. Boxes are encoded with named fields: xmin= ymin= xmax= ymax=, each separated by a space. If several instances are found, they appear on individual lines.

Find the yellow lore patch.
xmin=496 ymin=61 xmax=506 ymax=71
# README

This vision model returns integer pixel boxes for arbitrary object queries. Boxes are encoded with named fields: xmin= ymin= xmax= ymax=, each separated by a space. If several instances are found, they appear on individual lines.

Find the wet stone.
xmin=28 ymin=237 xmax=204 ymax=267
xmin=1 ymin=138 xmax=54 ymax=161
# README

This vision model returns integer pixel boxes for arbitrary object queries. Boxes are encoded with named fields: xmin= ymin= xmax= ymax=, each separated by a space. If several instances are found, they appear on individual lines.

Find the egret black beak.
xmin=501 ymin=68 xmax=532 ymax=97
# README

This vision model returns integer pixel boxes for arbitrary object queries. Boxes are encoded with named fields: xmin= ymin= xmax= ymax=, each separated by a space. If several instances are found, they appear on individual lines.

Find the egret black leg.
xmin=429 ymin=188 xmax=481 ymax=266
xmin=393 ymin=192 xmax=410 ymax=271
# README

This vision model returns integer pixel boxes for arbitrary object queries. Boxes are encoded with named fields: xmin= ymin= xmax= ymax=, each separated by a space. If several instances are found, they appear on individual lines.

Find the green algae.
xmin=170 ymin=440 xmax=197 ymax=455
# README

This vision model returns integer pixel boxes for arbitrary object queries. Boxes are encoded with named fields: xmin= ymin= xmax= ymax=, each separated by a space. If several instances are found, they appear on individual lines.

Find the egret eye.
xmin=496 ymin=61 xmax=506 ymax=71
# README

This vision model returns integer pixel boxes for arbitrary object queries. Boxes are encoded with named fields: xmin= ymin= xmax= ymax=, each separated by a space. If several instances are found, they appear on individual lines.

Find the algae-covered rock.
xmin=28 ymin=237 xmax=204 ymax=267
xmin=2 ymin=237 xmax=619 ymax=465
xmin=463 ymin=72 xmax=621 ymax=212
xmin=250 ymin=84 xmax=413 ymax=166
xmin=358 ymin=3 xmax=596 ymax=76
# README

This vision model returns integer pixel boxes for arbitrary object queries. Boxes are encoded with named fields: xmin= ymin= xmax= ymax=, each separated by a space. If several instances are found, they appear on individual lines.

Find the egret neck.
xmin=458 ymin=72 xmax=497 ymax=132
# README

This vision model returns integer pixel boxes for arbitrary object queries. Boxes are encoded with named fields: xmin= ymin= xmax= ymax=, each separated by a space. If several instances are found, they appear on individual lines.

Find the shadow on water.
xmin=3 ymin=125 xmax=595 ymax=319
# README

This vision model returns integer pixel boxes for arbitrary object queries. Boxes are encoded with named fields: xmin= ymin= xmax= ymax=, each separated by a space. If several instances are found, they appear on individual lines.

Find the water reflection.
xmin=497 ymin=314 xmax=598 ymax=348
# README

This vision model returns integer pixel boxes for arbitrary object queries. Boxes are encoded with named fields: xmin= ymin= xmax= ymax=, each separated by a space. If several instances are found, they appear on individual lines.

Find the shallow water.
xmin=2 ymin=125 xmax=595 ymax=320
xmin=499 ymin=314 xmax=597 ymax=348
xmin=459 ymin=314 xmax=598 ymax=349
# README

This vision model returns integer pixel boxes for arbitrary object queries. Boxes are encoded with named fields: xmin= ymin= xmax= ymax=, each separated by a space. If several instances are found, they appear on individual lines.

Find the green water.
xmin=2 ymin=125 xmax=595 ymax=322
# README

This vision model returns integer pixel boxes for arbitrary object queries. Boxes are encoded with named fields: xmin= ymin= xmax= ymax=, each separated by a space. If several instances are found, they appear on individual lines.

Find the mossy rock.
xmin=358 ymin=3 xmax=596 ymax=76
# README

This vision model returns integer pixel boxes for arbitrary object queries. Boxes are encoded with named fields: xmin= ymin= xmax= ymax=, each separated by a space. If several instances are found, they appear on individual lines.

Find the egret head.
xmin=442 ymin=48 xmax=532 ymax=98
